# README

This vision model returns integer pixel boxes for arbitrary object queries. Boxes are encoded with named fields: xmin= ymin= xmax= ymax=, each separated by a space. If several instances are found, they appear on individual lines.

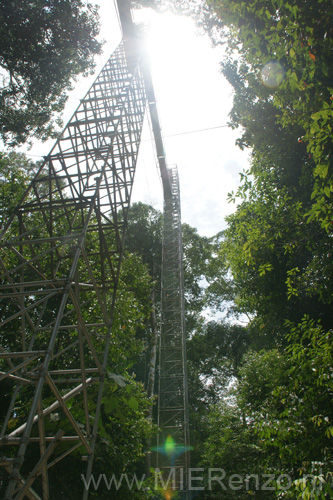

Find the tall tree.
xmin=0 ymin=0 xmax=103 ymax=146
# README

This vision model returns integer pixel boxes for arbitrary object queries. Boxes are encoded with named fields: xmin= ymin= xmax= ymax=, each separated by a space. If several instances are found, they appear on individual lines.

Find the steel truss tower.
xmin=0 ymin=39 xmax=147 ymax=499
xmin=157 ymin=166 xmax=190 ymax=498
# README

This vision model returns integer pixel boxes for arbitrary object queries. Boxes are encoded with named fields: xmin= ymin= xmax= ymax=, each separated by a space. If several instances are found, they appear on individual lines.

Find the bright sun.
xmin=138 ymin=11 xmax=209 ymax=90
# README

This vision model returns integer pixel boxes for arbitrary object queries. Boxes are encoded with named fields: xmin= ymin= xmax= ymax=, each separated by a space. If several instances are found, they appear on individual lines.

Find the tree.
xmin=0 ymin=0 xmax=103 ymax=146
xmin=213 ymin=0 xmax=333 ymax=232
xmin=222 ymin=161 xmax=333 ymax=337
xmin=0 ymin=151 xmax=37 ymax=228
xmin=202 ymin=339 xmax=333 ymax=500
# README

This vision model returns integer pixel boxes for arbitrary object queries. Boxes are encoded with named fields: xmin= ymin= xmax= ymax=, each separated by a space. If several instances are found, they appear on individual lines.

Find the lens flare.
xmin=164 ymin=489 xmax=174 ymax=500
xmin=261 ymin=61 xmax=285 ymax=88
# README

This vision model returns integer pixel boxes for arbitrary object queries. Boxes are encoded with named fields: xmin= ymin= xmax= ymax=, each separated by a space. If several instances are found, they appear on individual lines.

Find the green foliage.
xmin=0 ymin=151 xmax=37 ymax=228
xmin=202 ymin=401 xmax=275 ymax=500
xmin=222 ymin=160 xmax=333 ymax=335
xmin=182 ymin=223 xmax=214 ymax=330
xmin=0 ymin=0 xmax=103 ymax=146
xmin=208 ymin=0 xmax=333 ymax=231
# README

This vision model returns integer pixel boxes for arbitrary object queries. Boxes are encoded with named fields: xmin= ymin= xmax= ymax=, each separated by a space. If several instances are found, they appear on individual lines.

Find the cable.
xmin=162 ymin=124 xmax=229 ymax=139
xmin=19 ymin=122 xmax=231 ymax=161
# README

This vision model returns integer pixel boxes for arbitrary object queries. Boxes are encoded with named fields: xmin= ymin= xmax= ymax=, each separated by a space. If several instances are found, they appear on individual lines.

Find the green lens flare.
xmin=261 ymin=61 xmax=285 ymax=88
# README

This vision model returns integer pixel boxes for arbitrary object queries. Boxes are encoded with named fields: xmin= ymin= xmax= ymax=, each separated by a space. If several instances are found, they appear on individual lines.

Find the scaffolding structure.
xmin=0 ymin=2 xmax=190 ymax=498
xmin=0 ymin=39 xmax=147 ymax=500
xmin=157 ymin=166 xmax=190 ymax=497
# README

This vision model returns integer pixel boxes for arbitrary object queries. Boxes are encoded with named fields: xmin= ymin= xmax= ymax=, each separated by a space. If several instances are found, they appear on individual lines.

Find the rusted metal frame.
xmin=105 ymin=161 xmax=125 ymax=258
xmin=29 ymin=169 xmax=64 ymax=205
xmin=75 ymin=98 xmax=122 ymax=187
xmin=0 ymin=288 xmax=66 ymax=298
xmin=18 ymin=198 xmax=91 ymax=212
xmin=68 ymin=288 xmax=104 ymax=375
xmin=29 ymin=292 xmax=99 ymax=352
xmin=37 ymin=322 xmax=106 ymax=331
xmin=0 ymin=233 xmax=78 ymax=249
xmin=0 ymin=354 xmax=42 ymax=382
xmin=111 ymin=144 xmax=132 ymax=212
xmin=82 ymin=322 xmax=119 ymax=500
xmin=66 ymin=128 xmax=85 ymax=197
xmin=0 ymin=338 xmax=15 ymax=369
xmin=0 ymin=256 xmax=41 ymax=347
xmin=4 ymin=204 xmax=96 ymax=499
xmin=0 ymin=291 xmax=59 ymax=329
xmin=0 ymin=385 xmax=21 ymax=439
xmin=50 ymin=153 xmax=81 ymax=202
xmin=112 ymin=109 xmax=141 ymax=209
xmin=51 ymin=166 xmax=75 ymax=232
xmin=13 ymin=429 xmax=65 ymax=500
xmin=48 ymin=162 xmax=56 ymax=281
xmin=26 ymin=298 xmax=49 ymax=358
xmin=46 ymin=442 xmax=82 ymax=470
xmin=9 ymin=229 xmax=63 ymax=288
xmin=40 ymin=158 xmax=76 ymax=230
xmin=45 ymin=377 xmax=100 ymax=384
xmin=60 ymin=60 xmax=127 ymax=194
xmin=83 ymin=50 xmax=145 ymax=500
xmin=54 ymin=154 xmax=81 ymax=204
xmin=7 ymin=378 xmax=93 ymax=439
xmin=66 ymin=130 xmax=94 ymax=199
xmin=0 ymin=156 xmax=52 ymax=242
xmin=1 ymin=40 xmax=143 ymax=500
xmin=18 ymin=214 xmax=26 ymax=359
xmin=0 ymin=373 xmax=32 ymax=385
xmin=89 ymin=206 xmax=117 ymax=288
xmin=45 ymin=374 xmax=91 ymax=454
xmin=0 ymin=238 xmax=73 ymax=282
xmin=0 ymin=351 xmax=46 ymax=358
xmin=28 ymin=176 xmax=54 ymax=246
xmin=47 ymin=147 xmax=111 ymax=160
xmin=37 ymin=398 xmax=49 ymax=500
xmin=3 ymin=466 xmax=42 ymax=500
xmin=2 ymin=437 xmax=81 ymax=445
xmin=63 ymin=140 xmax=104 ymax=201
xmin=47 ymin=368 xmax=99 ymax=376
xmin=74 ymin=269 xmax=91 ymax=439
xmin=0 ymin=279 xmax=65 ymax=289
xmin=101 ymin=166 xmax=118 ymax=230
xmin=83 ymin=125 xmax=130 ymax=278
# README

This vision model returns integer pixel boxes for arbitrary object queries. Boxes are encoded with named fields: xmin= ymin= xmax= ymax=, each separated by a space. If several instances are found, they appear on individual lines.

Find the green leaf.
xmin=104 ymin=396 xmax=118 ymax=413
xmin=314 ymin=163 xmax=329 ymax=178
xmin=127 ymin=396 xmax=139 ymax=411
xmin=324 ymin=186 xmax=331 ymax=198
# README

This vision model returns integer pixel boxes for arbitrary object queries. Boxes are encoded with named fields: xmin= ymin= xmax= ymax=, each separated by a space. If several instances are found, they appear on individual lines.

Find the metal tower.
xmin=157 ymin=166 xmax=190 ymax=498
xmin=0 ymin=33 xmax=147 ymax=500
xmin=0 ymin=2 xmax=190 ymax=499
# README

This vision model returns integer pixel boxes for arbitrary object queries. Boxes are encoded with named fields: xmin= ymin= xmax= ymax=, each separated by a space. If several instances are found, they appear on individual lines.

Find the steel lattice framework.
xmin=157 ymin=166 xmax=190 ymax=497
xmin=0 ymin=40 xmax=147 ymax=499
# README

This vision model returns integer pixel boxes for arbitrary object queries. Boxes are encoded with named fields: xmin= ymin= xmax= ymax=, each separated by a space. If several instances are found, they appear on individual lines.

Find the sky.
xmin=27 ymin=1 xmax=250 ymax=238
